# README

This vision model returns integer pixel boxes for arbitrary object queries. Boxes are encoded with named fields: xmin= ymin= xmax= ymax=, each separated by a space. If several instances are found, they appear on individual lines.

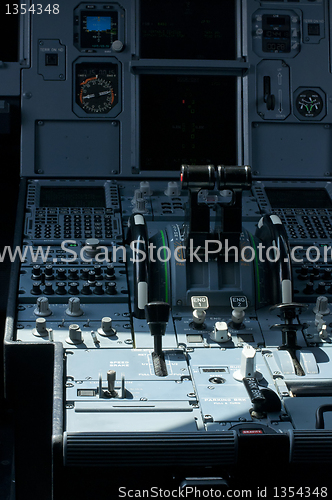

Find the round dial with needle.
xmin=80 ymin=76 xmax=115 ymax=113
xmin=295 ymin=89 xmax=323 ymax=118
xmin=75 ymin=62 xmax=119 ymax=115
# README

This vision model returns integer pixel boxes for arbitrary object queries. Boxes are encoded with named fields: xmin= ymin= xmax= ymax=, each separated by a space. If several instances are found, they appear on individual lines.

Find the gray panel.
xmin=35 ymin=120 xmax=120 ymax=176
xmin=252 ymin=123 xmax=332 ymax=178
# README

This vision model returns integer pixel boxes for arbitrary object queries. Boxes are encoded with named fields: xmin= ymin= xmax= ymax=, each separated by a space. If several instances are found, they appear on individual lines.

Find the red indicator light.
xmin=240 ymin=429 xmax=263 ymax=435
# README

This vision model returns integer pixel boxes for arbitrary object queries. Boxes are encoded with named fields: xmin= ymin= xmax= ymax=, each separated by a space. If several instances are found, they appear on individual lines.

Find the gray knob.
xmin=313 ymin=296 xmax=330 ymax=315
xmin=111 ymin=40 xmax=124 ymax=52
xmin=32 ymin=317 xmax=48 ymax=337
xmin=135 ymin=198 xmax=147 ymax=212
xmin=84 ymin=238 xmax=100 ymax=259
xmin=98 ymin=316 xmax=116 ymax=336
xmin=34 ymin=297 xmax=52 ymax=317
xmin=132 ymin=189 xmax=143 ymax=204
xmin=140 ymin=181 xmax=152 ymax=196
xmin=66 ymin=297 xmax=83 ymax=317
xmin=66 ymin=324 xmax=83 ymax=344
xmin=164 ymin=181 xmax=180 ymax=197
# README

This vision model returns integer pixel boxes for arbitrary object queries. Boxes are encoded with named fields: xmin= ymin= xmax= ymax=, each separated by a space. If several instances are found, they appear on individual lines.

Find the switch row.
xmin=32 ymin=264 xmax=116 ymax=281
xmin=31 ymin=281 xmax=118 ymax=296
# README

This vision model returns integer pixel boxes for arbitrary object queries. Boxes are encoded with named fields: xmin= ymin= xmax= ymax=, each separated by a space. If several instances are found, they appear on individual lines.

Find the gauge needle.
xmin=99 ymin=90 xmax=112 ymax=96
xmin=83 ymin=94 xmax=96 ymax=99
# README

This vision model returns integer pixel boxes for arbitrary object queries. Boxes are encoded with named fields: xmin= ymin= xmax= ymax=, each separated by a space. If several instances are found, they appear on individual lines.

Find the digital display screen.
xmin=40 ymin=187 xmax=106 ymax=208
xmin=262 ymin=15 xmax=290 ymax=53
xmin=140 ymin=0 xmax=236 ymax=60
xmin=81 ymin=11 xmax=118 ymax=49
xmin=265 ymin=188 xmax=332 ymax=209
xmin=140 ymin=75 xmax=237 ymax=170
xmin=86 ymin=16 xmax=111 ymax=32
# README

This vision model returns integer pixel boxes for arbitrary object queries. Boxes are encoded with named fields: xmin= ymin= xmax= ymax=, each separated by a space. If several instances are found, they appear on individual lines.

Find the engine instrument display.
xmin=80 ymin=11 xmax=118 ymax=49
xmin=140 ymin=75 xmax=236 ymax=170
xmin=295 ymin=89 xmax=324 ymax=118
xmin=140 ymin=0 xmax=236 ymax=60
xmin=75 ymin=62 xmax=119 ymax=114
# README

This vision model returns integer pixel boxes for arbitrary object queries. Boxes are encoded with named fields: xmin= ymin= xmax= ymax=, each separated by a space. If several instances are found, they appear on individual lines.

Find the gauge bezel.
xmin=293 ymin=87 xmax=326 ymax=121
xmin=73 ymin=57 xmax=122 ymax=118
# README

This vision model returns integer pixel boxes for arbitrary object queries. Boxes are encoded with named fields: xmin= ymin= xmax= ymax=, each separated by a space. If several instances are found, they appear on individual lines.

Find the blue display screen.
xmin=86 ymin=16 xmax=111 ymax=32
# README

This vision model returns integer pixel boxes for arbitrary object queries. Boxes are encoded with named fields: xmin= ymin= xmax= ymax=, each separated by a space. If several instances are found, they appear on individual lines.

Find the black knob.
xmin=88 ymin=270 xmax=96 ymax=283
xmin=45 ymin=265 xmax=54 ymax=280
xmin=304 ymin=282 xmax=314 ymax=295
xmin=31 ymin=281 xmax=42 ymax=295
xmin=81 ymin=268 xmax=90 ymax=280
xmin=94 ymin=265 xmax=103 ymax=279
xmin=81 ymin=282 xmax=92 ymax=295
xmin=311 ymin=266 xmax=321 ymax=280
xmin=93 ymin=282 xmax=104 ymax=295
xmin=56 ymin=282 xmax=67 ymax=295
xmin=323 ymin=269 xmax=332 ymax=280
xmin=298 ymin=265 xmax=309 ymax=280
xmin=32 ymin=265 xmax=42 ymax=279
xmin=69 ymin=268 xmax=79 ymax=280
xmin=105 ymin=281 xmax=117 ymax=295
xmin=68 ymin=282 xmax=79 ymax=295
xmin=44 ymin=282 xmax=54 ymax=295
xmin=106 ymin=264 xmax=116 ymax=279
xmin=56 ymin=268 xmax=66 ymax=280
xmin=316 ymin=282 xmax=326 ymax=294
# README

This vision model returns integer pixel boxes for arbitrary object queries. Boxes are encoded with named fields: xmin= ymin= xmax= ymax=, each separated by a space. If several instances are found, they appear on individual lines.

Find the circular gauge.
xmin=79 ymin=77 xmax=115 ymax=113
xmin=75 ymin=62 xmax=119 ymax=114
xmin=295 ymin=89 xmax=323 ymax=118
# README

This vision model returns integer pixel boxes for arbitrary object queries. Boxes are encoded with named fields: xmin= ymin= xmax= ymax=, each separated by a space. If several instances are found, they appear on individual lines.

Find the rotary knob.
xmin=31 ymin=281 xmax=42 ymax=295
xmin=98 ymin=317 xmax=116 ymax=336
xmin=106 ymin=264 xmax=115 ymax=279
xmin=84 ymin=238 xmax=101 ymax=259
xmin=56 ymin=268 xmax=67 ymax=280
xmin=65 ymin=297 xmax=83 ymax=317
xmin=34 ymin=297 xmax=52 ymax=317
xmin=93 ymin=282 xmax=104 ymax=295
xmin=56 ymin=282 xmax=67 ymax=295
xmin=66 ymin=324 xmax=83 ymax=344
xmin=32 ymin=265 xmax=42 ymax=280
xmin=32 ymin=317 xmax=48 ymax=337
xmin=81 ymin=282 xmax=92 ymax=295
xmin=43 ymin=282 xmax=54 ymax=295
xmin=105 ymin=281 xmax=117 ymax=295
xmin=69 ymin=268 xmax=79 ymax=280
xmin=44 ymin=265 xmax=54 ymax=280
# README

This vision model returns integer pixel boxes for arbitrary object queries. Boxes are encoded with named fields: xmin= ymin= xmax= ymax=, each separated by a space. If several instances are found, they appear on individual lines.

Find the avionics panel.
xmin=140 ymin=75 xmax=237 ymax=170
xmin=39 ymin=187 xmax=106 ymax=208
xmin=80 ymin=11 xmax=118 ymax=49
xmin=139 ymin=0 xmax=236 ymax=60
xmin=265 ymin=188 xmax=332 ymax=209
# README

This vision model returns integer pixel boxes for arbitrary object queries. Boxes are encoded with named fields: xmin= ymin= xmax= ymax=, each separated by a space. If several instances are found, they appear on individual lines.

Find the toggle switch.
xmin=191 ymin=296 xmax=209 ymax=328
